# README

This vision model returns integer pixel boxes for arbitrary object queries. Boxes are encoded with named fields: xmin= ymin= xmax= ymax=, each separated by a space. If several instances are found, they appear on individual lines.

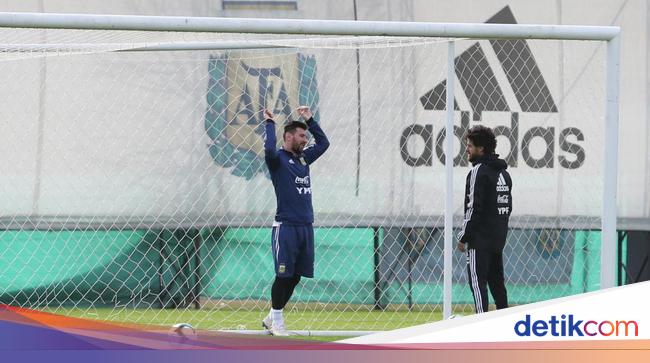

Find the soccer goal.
xmin=0 ymin=12 xmax=619 ymax=335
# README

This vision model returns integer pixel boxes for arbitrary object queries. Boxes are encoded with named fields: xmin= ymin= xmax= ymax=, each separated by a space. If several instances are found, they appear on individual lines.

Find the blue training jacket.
xmin=264 ymin=118 xmax=330 ymax=225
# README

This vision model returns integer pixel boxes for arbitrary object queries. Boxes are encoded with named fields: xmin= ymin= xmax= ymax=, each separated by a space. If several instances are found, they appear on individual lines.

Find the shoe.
xmin=262 ymin=315 xmax=273 ymax=331
xmin=270 ymin=324 xmax=289 ymax=337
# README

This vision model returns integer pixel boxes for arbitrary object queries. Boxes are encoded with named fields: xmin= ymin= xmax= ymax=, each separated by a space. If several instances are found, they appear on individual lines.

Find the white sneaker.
xmin=270 ymin=324 xmax=289 ymax=337
xmin=262 ymin=315 xmax=273 ymax=331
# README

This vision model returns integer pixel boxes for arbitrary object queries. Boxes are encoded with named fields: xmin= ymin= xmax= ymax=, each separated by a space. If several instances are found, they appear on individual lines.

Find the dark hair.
xmin=283 ymin=120 xmax=307 ymax=137
xmin=466 ymin=125 xmax=496 ymax=154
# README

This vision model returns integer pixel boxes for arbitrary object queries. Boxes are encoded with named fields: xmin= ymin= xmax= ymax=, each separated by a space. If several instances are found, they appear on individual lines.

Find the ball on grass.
xmin=168 ymin=323 xmax=197 ymax=344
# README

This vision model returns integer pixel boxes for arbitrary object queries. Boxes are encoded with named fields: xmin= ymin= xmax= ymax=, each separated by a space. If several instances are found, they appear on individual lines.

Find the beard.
xmin=291 ymin=144 xmax=304 ymax=154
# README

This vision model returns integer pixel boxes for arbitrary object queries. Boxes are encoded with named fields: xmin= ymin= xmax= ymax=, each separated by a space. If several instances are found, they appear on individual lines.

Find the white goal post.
xmin=0 ymin=12 xmax=619 ymax=333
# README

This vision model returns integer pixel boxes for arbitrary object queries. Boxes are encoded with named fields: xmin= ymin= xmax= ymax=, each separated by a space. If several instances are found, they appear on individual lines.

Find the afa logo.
xmin=204 ymin=53 xmax=321 ymax=179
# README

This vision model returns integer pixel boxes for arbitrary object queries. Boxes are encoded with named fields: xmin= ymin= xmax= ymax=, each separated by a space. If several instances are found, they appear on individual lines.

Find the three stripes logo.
xmin=497 ymin=174 xmax=506 ymax=185
xmin=400 ymin=6 xmax=586 ymax=170
xmin=496 ymin=173 xmax=509 ymax=192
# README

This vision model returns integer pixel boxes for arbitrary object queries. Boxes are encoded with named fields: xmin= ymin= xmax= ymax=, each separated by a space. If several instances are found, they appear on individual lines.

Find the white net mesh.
xmin=0 ymin=27 xmax=607 ymax=332
xmin=446 ymin=39 xmax=606 ymax=316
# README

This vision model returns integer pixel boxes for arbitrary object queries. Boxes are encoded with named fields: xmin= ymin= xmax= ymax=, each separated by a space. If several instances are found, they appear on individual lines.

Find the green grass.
xmin=42 ymin=307 xmax=445 ymax=342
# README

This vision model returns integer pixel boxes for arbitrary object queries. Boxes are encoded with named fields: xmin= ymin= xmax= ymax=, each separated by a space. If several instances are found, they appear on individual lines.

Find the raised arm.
xmin=297 ymin=106 xmax=330 ymax=164
xmin=263 ymin=109 xmax=280 ymax=169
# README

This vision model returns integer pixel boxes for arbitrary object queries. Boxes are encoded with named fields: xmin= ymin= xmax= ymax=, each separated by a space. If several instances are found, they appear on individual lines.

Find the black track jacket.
xmin=457 ymin=154 xmax=512 ymax=252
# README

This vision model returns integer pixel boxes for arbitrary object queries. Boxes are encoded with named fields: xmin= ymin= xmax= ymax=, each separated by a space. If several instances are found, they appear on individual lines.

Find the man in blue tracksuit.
xmin=261 ymin=106 xmax=329 ymax=336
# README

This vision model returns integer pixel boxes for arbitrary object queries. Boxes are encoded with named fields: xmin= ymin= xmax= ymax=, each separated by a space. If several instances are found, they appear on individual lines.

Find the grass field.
xmin=42 ymin=307 xmax=447 ymax=342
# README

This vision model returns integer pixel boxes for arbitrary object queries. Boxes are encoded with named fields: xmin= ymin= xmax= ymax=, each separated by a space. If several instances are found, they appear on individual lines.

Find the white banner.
xmin=343 ymin=281 xmax=650 ymax=344
xmin=0 ymin=39 xmax=609 ymax=225
xmin=0 ymin=4 xmax=632 ymax=226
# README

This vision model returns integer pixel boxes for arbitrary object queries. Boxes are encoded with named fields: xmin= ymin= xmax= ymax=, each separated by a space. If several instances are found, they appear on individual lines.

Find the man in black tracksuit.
xmin=457 ymin=126 xmax=512 ymax=313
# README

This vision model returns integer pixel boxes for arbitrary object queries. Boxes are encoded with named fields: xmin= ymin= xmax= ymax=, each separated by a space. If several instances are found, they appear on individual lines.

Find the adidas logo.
xmin=497 ymin=173 xmax=507 ymax=186
xmin=400 ymin=6 xmax=586 ymax=170
xmin=496 ymin=172 xmax=509 ymax=192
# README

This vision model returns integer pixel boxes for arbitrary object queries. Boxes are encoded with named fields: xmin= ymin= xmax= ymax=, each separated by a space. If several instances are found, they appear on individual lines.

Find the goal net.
xmin=0 ymin=16 xmax=616 ymax=333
